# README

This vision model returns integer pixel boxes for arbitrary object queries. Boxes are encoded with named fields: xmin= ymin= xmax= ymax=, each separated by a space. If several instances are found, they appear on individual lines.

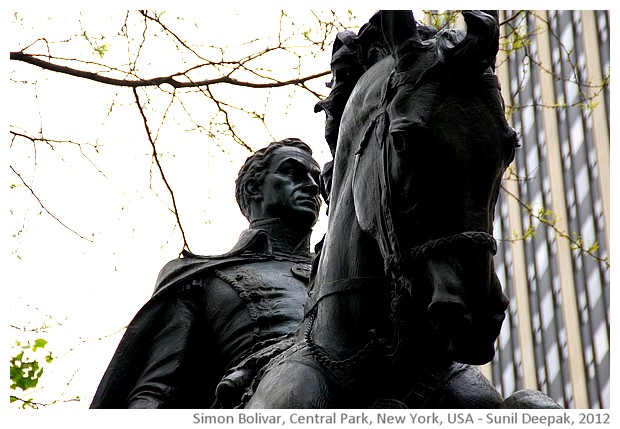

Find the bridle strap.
xmin=408 ymin=231 xmax=498 ymax=263
xmin=305 ymin=277 xmax=386 ymax=316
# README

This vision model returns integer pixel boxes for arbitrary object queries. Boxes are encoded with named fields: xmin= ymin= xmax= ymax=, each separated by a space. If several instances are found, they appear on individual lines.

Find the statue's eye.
xmin=283 ymin=168 xmax=297 ymax=177
xmin=276 ymin=161 xmax=301 ymax=179
xmin=390 ymin=121 xmax=429 ymax=156
xmin=391 ymin=131 xmax=407 ymax=152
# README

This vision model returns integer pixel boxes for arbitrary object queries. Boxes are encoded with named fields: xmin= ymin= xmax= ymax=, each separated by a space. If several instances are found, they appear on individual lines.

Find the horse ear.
xmin=481 ymin=10 xmax=499 ymax=22
xmin=448 ymin=10 xmax=499 ymax=73
xmin=381 ymin=10 xmax=420 ymax=63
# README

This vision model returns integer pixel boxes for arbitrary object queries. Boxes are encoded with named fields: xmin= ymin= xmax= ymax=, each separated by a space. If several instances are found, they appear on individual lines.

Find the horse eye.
xmin=391 ymin=131 xmax=407 ymax=152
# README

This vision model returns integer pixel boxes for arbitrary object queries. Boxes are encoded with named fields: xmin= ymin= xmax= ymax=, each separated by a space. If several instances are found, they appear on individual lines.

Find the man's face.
xmin=257 ymin=146 xmax=322 ymax=230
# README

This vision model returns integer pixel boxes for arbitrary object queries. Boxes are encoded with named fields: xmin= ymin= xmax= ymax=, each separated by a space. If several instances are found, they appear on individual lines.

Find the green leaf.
xmin=32 ymin=338 xmax=48 ymax=351
xmin=94 ymin=44 xmax=109 ymax=58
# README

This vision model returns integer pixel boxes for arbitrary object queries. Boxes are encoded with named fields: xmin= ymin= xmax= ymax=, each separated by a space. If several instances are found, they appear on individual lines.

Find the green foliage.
xmin=93 ymin=44 xmax=109 ymax=58
xmin=425 ymin=10 xmax=459 ymax=30
xmin=579 ymin=98 xmax=600 ymax=112
xmin=32 ymin=338 xmax=48 ymax=351
xmin=515 ymin=224 xmax=537 ymax=241
xmin=503 ymin=24 xmax=531 ymax=52
xmin=537 ymin=207 xmax=556 ymax=225
xmin=9 ymin=338 xmax=53 ymax=409
xmin=10 ymin=351 xmax=42 ymax=390
xmin=514 ymin=200 xmax=610 ymax=268
xmin=81 ymin=30 xmax=110 ymax=58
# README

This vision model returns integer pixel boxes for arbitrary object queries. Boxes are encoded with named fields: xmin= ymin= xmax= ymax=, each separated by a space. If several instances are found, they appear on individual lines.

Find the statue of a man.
xmin=90 ymin=138 xmax=322 ymax=408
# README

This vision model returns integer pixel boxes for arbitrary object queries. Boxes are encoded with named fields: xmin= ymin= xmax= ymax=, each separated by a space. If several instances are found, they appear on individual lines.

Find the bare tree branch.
xmin=10 ymin=166 xmax=95 ymax=243
xmin=10 ymin=51 xmax=330 ymax=89
xmin=500 ymin=11 xmax=524 ymax=27
xmin=10 ymin=129 xmax=99 ymax=149
xmin=131 ymin=87 xmax=191 ymax=254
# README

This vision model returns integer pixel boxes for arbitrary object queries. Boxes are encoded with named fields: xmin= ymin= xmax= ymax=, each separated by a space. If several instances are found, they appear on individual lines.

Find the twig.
xmin=501 ymin=183 xmax=609 ymax=267
xmin=131 ymin=87 xmax=191 ymax=253
xmin=10 ymin=166 xmax=94 ymax=243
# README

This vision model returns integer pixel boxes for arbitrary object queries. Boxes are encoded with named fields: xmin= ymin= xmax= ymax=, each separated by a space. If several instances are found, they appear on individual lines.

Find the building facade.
xmin=485 ymin=10 xmax=610 ymax=409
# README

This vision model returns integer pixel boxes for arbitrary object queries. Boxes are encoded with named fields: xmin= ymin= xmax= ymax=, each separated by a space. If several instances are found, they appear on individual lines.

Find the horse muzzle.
xmin=425 ymin=258 xmax=509 ymax=365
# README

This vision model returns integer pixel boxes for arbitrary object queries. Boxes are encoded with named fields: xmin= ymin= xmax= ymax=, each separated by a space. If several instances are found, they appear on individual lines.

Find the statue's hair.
xmin=235 ymin=138 xmax=314 ymax=220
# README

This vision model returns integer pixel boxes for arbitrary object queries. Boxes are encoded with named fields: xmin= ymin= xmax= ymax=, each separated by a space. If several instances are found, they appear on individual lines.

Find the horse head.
xmin=352 ymin=10 xmax=518 ymax=365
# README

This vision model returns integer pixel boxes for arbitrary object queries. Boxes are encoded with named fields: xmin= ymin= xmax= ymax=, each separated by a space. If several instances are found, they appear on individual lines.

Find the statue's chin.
xmin=285 ymin=207 xmax=319 ymax=231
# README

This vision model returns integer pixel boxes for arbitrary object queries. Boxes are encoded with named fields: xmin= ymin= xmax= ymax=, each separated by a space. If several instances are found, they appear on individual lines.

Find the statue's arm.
xmin=126 ymin=287 xmax=202 ymax=409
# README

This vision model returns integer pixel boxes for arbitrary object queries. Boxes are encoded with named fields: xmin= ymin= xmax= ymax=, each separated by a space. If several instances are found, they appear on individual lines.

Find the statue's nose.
xmin=301 ymin=172 xmax=320 ymax=193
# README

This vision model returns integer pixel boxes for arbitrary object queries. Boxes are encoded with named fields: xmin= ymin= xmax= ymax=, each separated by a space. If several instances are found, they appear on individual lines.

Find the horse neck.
xmin=308 ymin=63 xmax=395 ymax=356
xmin=310 ymin=189 xmax=394 ymax=357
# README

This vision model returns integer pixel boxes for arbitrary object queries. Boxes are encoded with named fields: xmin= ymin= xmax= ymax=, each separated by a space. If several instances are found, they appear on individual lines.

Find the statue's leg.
xmin=244 ymin=346 xmax=344 ymax=408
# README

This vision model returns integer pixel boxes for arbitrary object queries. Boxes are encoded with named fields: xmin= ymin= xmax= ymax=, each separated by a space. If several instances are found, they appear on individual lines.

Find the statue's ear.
xmin=446 ymin=10 xmax=500 ymax=74
xmin=381 ymin=10 xmax=419 ymax=63
xmin=245 ymin=178 xmax=262 ymax=201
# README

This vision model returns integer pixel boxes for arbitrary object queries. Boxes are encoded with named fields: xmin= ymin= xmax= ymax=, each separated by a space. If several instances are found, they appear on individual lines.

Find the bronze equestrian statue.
xmin=91 ymin=10 xmax=561 ymax=409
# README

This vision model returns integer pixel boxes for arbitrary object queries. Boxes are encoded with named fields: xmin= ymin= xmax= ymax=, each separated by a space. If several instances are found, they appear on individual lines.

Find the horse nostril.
xmin=428 ymin=301 xmax=469 ymax=332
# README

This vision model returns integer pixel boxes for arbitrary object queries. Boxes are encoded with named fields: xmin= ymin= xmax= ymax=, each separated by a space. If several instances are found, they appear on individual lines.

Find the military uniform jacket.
xmin=90 ymin=226 xmax=312 ymax=408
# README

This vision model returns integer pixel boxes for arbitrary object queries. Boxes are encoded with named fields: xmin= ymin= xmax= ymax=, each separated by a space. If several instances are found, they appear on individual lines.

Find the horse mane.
xmin=315 ymin=14 xmax=468 ymax=155
xmin=314 ymin=15 xmax=459 ymax=205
